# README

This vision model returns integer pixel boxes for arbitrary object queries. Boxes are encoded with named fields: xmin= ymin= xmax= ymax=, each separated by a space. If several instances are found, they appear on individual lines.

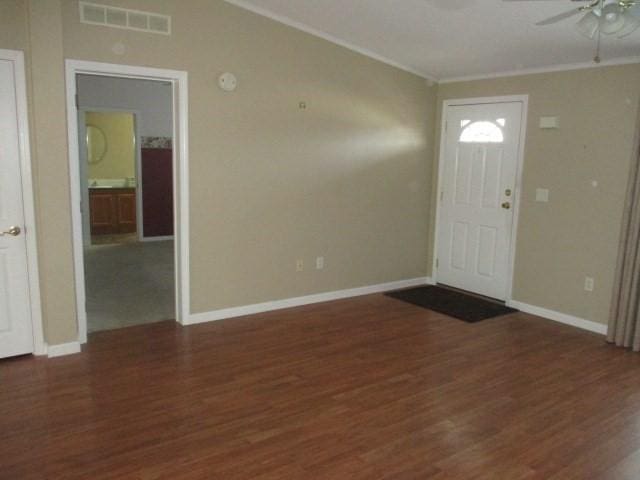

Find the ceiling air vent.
xmin=79 ymin=2 xmax=171 ymax=35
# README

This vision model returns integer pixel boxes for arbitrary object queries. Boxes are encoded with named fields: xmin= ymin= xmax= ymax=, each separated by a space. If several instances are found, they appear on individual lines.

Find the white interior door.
xmin=436 ymin=101 xmax=523 ymax=300
xmin=0 ymin=58 xmax=35 ymax=358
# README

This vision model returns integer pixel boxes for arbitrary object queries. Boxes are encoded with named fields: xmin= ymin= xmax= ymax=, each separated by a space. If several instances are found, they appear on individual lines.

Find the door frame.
xmin=0 ymin=49 xmax=46 ymax=355
xmin=65 ymin=60 xmax=190 ymax=343
xmin=433 ymin=95 xmax=529 ymax=301
xmin=78 ymin=107 xmax=144 ymax=243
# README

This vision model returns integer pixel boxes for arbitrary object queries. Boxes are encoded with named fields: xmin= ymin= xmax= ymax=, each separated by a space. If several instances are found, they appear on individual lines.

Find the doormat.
xmin=385 ymin=285 xmax=517 ymax=323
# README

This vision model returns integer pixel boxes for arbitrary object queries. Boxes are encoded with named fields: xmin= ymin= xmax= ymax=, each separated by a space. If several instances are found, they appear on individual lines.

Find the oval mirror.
xmin=86 ymin=124 xmax=107 ymax=164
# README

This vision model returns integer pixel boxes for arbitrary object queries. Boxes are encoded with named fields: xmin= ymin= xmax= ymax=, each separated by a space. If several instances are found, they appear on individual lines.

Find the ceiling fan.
xmin=505 ymin=0 xmax=640 ymax=61
xmin=505 ymin=0 xmax=640 ymax=36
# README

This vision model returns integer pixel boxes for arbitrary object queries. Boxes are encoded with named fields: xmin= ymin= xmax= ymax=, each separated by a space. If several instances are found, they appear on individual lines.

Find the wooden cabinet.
xmin=89 ymin=188 xmax=137 ymax=235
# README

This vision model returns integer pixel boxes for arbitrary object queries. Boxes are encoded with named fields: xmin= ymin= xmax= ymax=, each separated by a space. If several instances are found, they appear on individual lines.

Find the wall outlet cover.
xmin=535 ymin=188 xmax=550 ymax=202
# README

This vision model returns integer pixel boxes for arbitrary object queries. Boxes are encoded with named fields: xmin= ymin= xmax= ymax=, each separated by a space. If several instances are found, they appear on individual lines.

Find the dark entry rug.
xmin=385 ymin=285 xmax=517 ymax=323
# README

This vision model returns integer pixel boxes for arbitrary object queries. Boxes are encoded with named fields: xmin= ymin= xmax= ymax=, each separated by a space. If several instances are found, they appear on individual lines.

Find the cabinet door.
xmin=116 ymin=191 xmax=137 ymax=234
xmin=89 ymin=192 xmax=117 ymax=235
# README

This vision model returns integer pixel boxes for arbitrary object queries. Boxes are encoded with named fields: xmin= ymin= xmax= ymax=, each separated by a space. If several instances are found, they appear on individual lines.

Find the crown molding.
xmin=223 ymin=1 xmax=640 ymax=86
xmin=439 ymin=56 xmax=640 ymax=84
xmin=222 ymin=0 xmax=437 ymax=82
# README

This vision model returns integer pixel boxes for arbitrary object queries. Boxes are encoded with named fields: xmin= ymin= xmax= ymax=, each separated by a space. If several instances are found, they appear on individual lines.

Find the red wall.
xmin=141 ymin=148 xmax=173 ymax=237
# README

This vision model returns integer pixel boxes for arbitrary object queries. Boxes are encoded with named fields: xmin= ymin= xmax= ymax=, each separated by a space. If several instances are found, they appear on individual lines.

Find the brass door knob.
xmin=501 ymin=202 xmax=511 ymax=210
xmin=1 ymin=226 xmax=21 ymax=236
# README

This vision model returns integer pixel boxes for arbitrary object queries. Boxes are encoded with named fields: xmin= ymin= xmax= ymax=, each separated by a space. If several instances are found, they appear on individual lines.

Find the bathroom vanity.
xmin=89 ymin=187 xmax=137 ymax=235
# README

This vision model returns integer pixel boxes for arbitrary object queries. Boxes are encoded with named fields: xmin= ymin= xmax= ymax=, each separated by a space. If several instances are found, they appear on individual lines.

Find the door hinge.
xmin=436 ymin=259 xmax=439 ymax=268
xmin=75 ymin=93 xmax=79 ymax=109
xmin=440 ymin=191 xmax=444 ymax=201
xmin=444 ymin=121 xmax=448 ymax=132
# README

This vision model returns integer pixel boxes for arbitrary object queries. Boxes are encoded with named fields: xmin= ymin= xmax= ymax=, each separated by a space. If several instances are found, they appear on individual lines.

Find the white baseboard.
xmin=187 ymin=276 xmax=433 ymax=325
xmin=507 ymin=300 xmax=608 ymax=335
xmin=46 ymin=341 xmax=82 ymax=358
xmin=141 ymin=235 xmax=174 ymax=242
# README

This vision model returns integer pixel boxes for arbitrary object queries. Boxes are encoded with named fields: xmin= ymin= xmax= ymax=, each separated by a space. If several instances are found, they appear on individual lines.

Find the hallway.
xmin=84 ymin=240 xmax=174 ymax=332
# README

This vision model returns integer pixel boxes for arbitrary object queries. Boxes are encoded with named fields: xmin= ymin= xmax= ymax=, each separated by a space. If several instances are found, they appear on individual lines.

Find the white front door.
xmin=0 ymin=57 xmax=35 ymax=358
xmin=436 ymin=101 xmax=523 ymax=300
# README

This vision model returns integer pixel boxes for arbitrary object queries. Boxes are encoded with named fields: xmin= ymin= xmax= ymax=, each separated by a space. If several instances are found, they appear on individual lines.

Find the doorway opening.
xmin=66 ymin=61 xmax=190 ymax=343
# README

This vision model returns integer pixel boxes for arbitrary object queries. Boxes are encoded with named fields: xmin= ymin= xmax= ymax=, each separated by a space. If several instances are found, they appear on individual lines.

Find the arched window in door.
xmin=459 ymin=120 xmax=504 ymax=143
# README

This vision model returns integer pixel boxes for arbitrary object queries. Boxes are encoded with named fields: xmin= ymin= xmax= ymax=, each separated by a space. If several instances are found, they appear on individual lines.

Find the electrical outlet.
xmin=296 ymin=259 xmax=304 ymax=272
xmin=316 ymin=256 xmax=324 ymax=270
xmin=584 ymin=277 xmax=594 ymax=292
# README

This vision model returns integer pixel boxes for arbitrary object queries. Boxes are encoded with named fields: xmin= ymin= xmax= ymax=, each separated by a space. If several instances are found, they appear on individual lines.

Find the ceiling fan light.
xmin=599 ymin=3 xmax=626 ymax=34
xmin=576 ymin=12 xmax=600 ymax=39
xmin=617 ymin=12 xmax=640 ymax=38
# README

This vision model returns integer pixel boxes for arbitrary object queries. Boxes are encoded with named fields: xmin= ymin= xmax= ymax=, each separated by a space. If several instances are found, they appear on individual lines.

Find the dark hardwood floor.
xmin=2 ymin=293 xmax=640 ymax=479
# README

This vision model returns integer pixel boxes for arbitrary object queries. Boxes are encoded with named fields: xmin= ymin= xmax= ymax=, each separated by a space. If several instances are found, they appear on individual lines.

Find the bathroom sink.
xmin=89 ymin=179 xmax=135 ymax=188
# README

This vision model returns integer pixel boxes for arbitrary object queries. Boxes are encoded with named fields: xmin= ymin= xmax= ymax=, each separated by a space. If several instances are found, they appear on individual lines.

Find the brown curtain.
xmin=608 ymin=119 xmax=640 ymax=352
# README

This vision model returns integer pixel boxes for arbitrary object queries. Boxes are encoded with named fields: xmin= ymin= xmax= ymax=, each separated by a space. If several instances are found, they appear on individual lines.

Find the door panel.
xmin=482 ymin=149 xmax=503 ymax=208
xmin=451 ymin=222 xmax=469 ymax=271
xmin=477 ymin=226 xmax=497 ymax=277
xmin=0 ymin=59 xmax=34 ymax=358
xmin=0 ymin=252 xmax=11 ymax=332
xmin=89 ymin=192 xmax=117 ymax=235
xmin=116 ymin=191 xmax=137 ymax=233
xmin=437 ymin=102 xmax=522 ymax=300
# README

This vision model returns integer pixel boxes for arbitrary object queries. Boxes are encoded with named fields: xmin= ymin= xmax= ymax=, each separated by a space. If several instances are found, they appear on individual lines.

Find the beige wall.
xmin=26 ymin=0 xmax=78 ymax=345
xmin=6 ymin=0 xmax=636 ymax=345
xmin=1 ymin=1 xmax=78 ymax=345
xmin=85 ymin=112 xmax=136 ymax=180
xmin=435 ymin=65 xmax=640 ymax=325
xmin=61 ymin=0 xmax=436 ymax=318
xmin=3 ymin=0 xmax=436 ymax=344
xmin=0 ymin=0 xmax=28 ymax=51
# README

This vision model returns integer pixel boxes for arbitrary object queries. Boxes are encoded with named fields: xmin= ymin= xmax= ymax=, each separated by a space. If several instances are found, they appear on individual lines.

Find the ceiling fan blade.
xmin=628 ymin=3 xmax=640 ymax=16
xmin=502 ymin=1 xmax=592 ymax=2
xmin=536 ymin=8 xmax=584 ymax=25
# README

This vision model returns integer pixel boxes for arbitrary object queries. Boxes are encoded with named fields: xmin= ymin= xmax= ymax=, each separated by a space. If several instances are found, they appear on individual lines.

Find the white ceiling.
xmin=224 ymin=0 xmax=640 ymax=81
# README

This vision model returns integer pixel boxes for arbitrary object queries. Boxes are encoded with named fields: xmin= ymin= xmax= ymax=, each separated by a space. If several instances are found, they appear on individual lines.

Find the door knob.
xmin=1 ymin=226 xmax=21 ymax=236
xmin=501 ymin=202 xmax=511 ymax=210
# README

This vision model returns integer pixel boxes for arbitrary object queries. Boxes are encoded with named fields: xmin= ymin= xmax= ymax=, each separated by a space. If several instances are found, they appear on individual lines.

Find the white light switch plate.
xmin=584 ymin=277 xmax=594 ymax=292
xmin=539 ymin=116 xmax=559 ymax=129
xmin=535 ymin=188 xmax=549 ymax=202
